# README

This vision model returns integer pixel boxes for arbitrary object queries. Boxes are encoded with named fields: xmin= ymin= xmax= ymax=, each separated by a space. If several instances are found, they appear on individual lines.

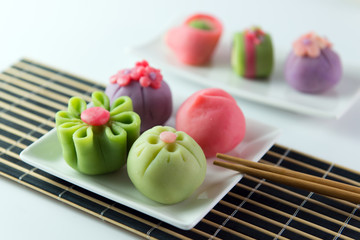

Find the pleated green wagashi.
xmin=55 ymin=91 xmax=141 ymax=175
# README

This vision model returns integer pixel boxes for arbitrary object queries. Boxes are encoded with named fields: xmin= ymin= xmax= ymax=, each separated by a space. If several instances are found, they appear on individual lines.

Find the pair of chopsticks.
xmin=214 ymin=153 xmax=360 ymax=204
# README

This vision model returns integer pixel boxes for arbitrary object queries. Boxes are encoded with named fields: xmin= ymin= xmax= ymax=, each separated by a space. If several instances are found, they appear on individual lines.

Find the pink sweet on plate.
xmin=166 ymin=13 xmax=223 ymax=65
xmin=176 ymin=88 xmax=246 ymax=158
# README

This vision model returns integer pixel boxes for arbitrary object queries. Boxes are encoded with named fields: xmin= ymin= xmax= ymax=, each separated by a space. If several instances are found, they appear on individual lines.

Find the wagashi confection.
xmin=166 ymin=13 xmax=222 ymax=65
xmin=284 ymin=32 xmax=342 ymax=93
xmin=127 ymin=126 xmax=206 ymax=204
xmin=231 ymin=26 xmax=274 ymax=79
xmin=176 ymin=88 xmax=246 ymax=158
xmin=55 ymin=91 xmax=140 ymax=175
xmin=105 ymin=60 xmax=172 ymax=132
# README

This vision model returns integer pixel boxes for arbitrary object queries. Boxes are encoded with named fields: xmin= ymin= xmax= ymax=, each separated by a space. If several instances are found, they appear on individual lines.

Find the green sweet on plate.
xmin=127 ymin=126 xmax=207 ymax=204
xmin=231 ymin=27 xmax=274 ymax=79
xmin=55 ymin=91 xmax=141 ymax=175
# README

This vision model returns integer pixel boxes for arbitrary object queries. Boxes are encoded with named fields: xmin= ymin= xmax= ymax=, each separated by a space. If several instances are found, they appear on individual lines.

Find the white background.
xmin=0 ymin=0 xmax=359 ymax=239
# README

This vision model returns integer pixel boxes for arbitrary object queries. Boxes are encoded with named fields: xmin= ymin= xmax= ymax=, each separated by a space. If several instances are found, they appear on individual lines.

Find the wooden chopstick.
xmin=215 ymin=153 xmax=360 ymax=204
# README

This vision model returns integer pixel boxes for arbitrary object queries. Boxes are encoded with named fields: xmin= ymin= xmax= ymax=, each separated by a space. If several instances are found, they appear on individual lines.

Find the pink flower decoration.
xmin=139 ymin=66 xmax=163 ymax=89
xmin=109 ymin=69 xmax=132 ymax=86
xmin=245 ymin=27 xmax=265 ymax=45
xmin=293 ymin=32 xmax=332 ymax=58
xmin=159 ymin=131 xmax=177 ymax=143
xmin=109 ymin=60 xmax=163 ymax=89
xmin=131 ymin=60 xmax=149 ymax=80
xmin=130 ymin=66 xmax=145 ymax=80
xmin=135 ymin=60 xmax=149 ymax=68
xmin=81 ymin=107 xmax=110 ymax=126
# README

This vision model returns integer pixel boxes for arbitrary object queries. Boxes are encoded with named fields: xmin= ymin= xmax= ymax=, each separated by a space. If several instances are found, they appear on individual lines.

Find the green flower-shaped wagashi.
xmin=55 ymin=91 xmax=141 ymax=175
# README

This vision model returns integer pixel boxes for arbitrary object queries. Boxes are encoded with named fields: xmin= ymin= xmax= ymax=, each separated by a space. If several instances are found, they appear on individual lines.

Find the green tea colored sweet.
xmin=55 ymin=91 xmax=140 ymax=175
xmin=127 ymin=126 xmax=207 ymax=204
xmin=231 ymin=27 xmax=274 ymax=79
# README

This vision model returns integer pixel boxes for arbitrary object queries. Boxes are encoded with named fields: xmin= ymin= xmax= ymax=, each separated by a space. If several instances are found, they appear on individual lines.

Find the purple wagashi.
xmin=284 ymin=32 xmax=342 ymax=94
xmin=105 ymin=60 xmax=172 ymax=132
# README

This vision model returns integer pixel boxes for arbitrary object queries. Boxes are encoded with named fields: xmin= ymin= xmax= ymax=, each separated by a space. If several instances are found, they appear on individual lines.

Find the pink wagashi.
xmin=166 ymin=13 xmax=223 ymax=65
xmin=176 ymin=88 xmax=246 ymax=158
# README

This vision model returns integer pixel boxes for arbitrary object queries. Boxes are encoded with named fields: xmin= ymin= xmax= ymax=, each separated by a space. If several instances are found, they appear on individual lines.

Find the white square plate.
xmin=20 ymin=114 xmax=280 ymax=230
xmin=129 ymin=34 xmax=360 ymax=119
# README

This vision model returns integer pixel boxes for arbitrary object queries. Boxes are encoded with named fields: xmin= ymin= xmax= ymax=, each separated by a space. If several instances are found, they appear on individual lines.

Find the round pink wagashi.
xmin=166 ymin=13 xmax=223 ymax=65
xmin=176 ymin=88 xmax=246 ymax=158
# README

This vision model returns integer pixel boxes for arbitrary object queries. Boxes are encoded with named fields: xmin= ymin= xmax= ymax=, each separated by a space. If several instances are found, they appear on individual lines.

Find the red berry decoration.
xmin=81 ymin=107 xmax=110 ymax=126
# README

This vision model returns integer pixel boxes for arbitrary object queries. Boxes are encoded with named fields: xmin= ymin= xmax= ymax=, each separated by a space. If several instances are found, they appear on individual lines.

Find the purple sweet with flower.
xmin=105 ymin=60 xmax=172 ymax=132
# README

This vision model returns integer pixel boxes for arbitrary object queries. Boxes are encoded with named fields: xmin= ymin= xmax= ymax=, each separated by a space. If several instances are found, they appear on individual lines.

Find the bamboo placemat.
xmin=1 ymin=58 xmax=360 ymax=240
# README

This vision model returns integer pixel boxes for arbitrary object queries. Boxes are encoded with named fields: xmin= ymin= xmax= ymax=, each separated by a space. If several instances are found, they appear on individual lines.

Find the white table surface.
xmin=0 ymin=0 xmax=359 ymax=239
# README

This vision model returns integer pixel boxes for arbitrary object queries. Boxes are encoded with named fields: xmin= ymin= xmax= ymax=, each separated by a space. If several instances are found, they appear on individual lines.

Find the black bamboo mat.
xmin=1 ymin=58 xmax=360 ymax=240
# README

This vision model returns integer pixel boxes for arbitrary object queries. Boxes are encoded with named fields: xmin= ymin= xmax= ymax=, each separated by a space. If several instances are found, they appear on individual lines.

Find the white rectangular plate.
xmin=129 ymin=34 xmax=360 ymax=119
xmin=20 ymin=115 xmax=279 ymax=230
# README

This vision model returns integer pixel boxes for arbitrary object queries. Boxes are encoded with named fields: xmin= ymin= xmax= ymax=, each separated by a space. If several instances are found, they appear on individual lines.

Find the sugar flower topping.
xmin=110 ymin=60 xmax=163 ymax=89
xmin=160 ymin=131 xmax=177 ymax=143
xmin=245 ymin=27 xmax=265 ymax=45
xmin=81 ymin=107 xmax=110 ymax=126
xmin=293 ymin=32 xmax=332 ymax=58
xmin=110 ymin=69 xmax=132 ymax=86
